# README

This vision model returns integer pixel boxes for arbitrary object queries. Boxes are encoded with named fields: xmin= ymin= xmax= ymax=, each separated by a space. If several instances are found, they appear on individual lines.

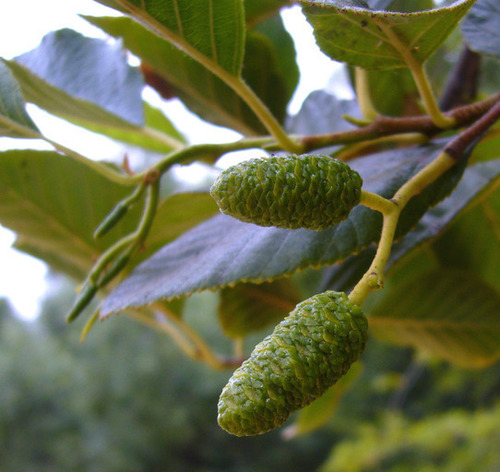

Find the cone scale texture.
xmin=217 ymin=291 xmax=368 ymax=436
xmin=210 ymin=154 xmax=363 ymax=230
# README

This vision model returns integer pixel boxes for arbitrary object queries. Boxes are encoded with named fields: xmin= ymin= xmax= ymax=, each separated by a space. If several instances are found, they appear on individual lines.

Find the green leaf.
xmin=93 ymin=0 xmax=245 ymax=75
xmin=367 ymin=267 xmax=500 ymax=367
xmin=462 ymin=0 xmax=500 ymax=58
xmin=101 ymin=140 xmax=470 ymax=313
xmin=0 ymin=60 xmax=39 ymax=137
xmin=16 ymin=28 xmax=143 ymax=125
xmin=86 ymin=17 xmax=294 ymax=135
xmin=244 ymin=0 xmax=292 ymax=26
xmin=469 ymin=131 xmax=500 ymax=163
xmin=301 ymin=0 xmax=476 ymax=70
xmin=389 ymin=159 xmax=500 ymax=269
xmin=86 ymin=15 xmax=269 ymax=135
xmin=225 ymin=30 xmax=291 ymax=126
xmin=218 ymin=279 xmax=301 ymax=338
xmin=8 ymin=30 xmax=183 ymax=152
xmin=0 ymin=150 xmax=141 ymax=280
xmin=74 ymin=102 xmax=186 ymax=154
xmin=431 ymin=185 xmax=500 ymax=292
xmin=282 ymin=361 xmax=362 ymax=439
xmin=0 ymin=150 xmax=217 ymax=280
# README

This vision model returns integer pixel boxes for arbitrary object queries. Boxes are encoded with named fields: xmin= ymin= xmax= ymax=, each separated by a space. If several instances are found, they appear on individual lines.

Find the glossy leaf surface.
xmin=301 ymin=0 xmax=476 ymax=69
xmin=87 ymin=15 xmax=295 ymax=134
xmin=93 ymin=0 xmax=245 ymax=75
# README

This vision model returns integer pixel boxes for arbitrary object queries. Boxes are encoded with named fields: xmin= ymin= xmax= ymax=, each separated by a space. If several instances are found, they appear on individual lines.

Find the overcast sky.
xmin=0 ymin=1 xmax=345 ymax=319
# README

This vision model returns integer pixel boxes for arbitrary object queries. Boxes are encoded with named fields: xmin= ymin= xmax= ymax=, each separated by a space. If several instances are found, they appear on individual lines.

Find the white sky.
xmin=0 ymin=1 xmax=346 ymax=319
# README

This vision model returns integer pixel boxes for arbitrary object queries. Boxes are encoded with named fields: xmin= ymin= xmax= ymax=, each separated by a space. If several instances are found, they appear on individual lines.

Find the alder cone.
xmin=217 ymin=291 xmax=368 ymax=436
xmin=210 ymin=154 xmax=363 ymax=230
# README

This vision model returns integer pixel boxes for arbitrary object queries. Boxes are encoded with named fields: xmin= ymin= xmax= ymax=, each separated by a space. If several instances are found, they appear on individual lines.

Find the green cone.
xmin=217 ymin=291 xmax=368 ymax=436
xmin=210 ymin=154 xmax=363 ymax=231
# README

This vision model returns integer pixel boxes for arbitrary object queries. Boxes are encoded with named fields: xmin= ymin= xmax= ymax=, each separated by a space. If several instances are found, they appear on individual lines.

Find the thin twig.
xmin=445 ymin=98 xmax=500 ymax=161
xmin=300 ymin=93 xmax=500 ymax=152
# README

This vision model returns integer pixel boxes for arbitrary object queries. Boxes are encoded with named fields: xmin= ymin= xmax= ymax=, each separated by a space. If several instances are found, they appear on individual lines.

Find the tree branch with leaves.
xmin=0 ymin=0 xmax=499 ymax=441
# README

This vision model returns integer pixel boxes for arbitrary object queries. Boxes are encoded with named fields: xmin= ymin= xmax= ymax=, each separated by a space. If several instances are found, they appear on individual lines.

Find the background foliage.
xmin=0 ymin=281 xmax=498 ymax=471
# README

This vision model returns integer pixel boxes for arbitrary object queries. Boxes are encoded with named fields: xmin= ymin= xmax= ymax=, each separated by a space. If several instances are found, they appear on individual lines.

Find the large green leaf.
xmin=0 ymin=150 xmax=217 ymax=280
xmin=0 ymin=60 xmax=39 ymax=137
xmin=101 ymin=140 xmax=473 ymax=313
xmin=93 ymin=0 xmax=245 ymax=75
xmin=0 ymin=150 xmax=140 ymax=280
xmin=241 ymin=32 xmax=290 ymax=124
xmin=431 ymin=185 xmax=499 ymax=292
xmin=7 ymin=30 xmax=183 ymax=152
xmin=462 ymin=0 xmax=500 ymax=58
xmin=301 ymin=0 xmax=476 ymax=69
xmin=87 ymin=15 xmax=293 ymax=135
xmin=367 ymin=266 xmax=500 ymax=367
xmin=145 ymin=192 xmax=219 ymax=259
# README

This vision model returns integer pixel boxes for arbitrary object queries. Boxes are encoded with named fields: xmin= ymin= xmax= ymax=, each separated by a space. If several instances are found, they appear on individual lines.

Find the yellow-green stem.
xmin=348 ymin=207 xmax=398 ymax=306
xmin=349 ymin=150 xmax=456 ymax=306
xmin=359 ymin=190 xmax=395 ymax=215
xmin=335 ymin=133 xmax=429 ymax=162
xmin=410 ymin=63 xmax=456 ymax=129
xmin=88 ymin=234 xmax=136 ymax=284
xmin=355 ymin=68 xmax=378 ymax=121
xmin=392 ymin=151 xmax=456 ymax=208
xmin=147 ymin=136 xmax=277 ymax=178
xmin=373 ymin=19 xmax=455 ymax=129
xmin=234 ymin=337 xmax=245 ymax=358
xmin=231 ymin=79 xmax=304 ymax=153
xmin=80 ymin=309 xmax=100 ymax=343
